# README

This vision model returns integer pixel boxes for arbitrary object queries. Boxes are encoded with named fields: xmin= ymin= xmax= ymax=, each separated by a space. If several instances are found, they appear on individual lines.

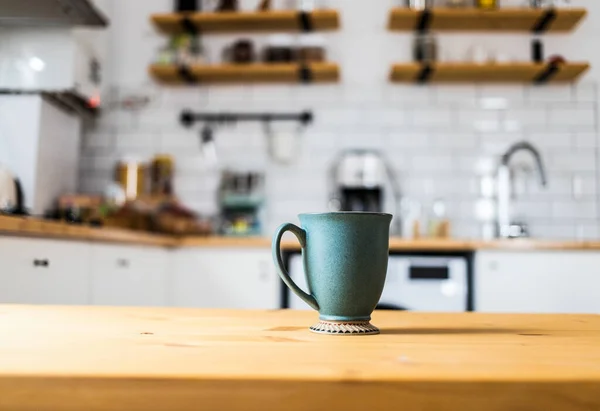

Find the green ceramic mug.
xmin=272 ymin=212 xmax=392 ymax=335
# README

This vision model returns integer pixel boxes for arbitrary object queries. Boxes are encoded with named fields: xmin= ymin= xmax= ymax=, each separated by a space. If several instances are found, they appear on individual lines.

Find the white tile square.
xmin=503 ymin=108 xmax=548 ymax=129
xmin=458 ymin=109 xmax=501 ymax=131
xmin=552 ymin=201 xmax=598 ymax=219
xmin=573 ymin=132 xmax=598 ymax=149
xmin=434 ymin=85 xmax=477 ymax=105
xmin=410 ymin=108 xmax=456 ymax=129
xmin=548 ymin=105 xmax=596 ymax=129
xmin=526 ymin=85 xmax=573 ymax=103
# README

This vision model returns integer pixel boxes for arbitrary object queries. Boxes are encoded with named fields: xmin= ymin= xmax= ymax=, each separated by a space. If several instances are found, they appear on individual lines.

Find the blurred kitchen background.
xmin=1 ymin=0 xmax=600 ymax=314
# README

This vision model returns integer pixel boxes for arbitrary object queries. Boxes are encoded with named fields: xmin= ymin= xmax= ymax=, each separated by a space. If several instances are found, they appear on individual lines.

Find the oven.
xmin=281 ymin=251 xmax=474 ymax=312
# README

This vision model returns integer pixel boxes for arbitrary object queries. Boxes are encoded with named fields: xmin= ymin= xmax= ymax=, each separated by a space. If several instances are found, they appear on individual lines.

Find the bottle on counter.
xmin=428 ymin=198 xmax=451 ymax=238
xmin=150 ymin=154 xmax=174 ymax=197
xmin=476 ymin=0 xmax=497 ymax=9
xmin=115 ymin=157 xmax=146 ymax=200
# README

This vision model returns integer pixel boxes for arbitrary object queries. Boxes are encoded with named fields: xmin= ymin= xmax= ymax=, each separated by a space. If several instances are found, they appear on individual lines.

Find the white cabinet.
xmin=172 ymin=248 xmax=280 ymax=309
xmin=0 ymin=237 xmax=90 ymax=304
xmin=476 ymin=251 xmax=600 ymax=314
xmin=90 ymin=244 xmax=169 ymax=307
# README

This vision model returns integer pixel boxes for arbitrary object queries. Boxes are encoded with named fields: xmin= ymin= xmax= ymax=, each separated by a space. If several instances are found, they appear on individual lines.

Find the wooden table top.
xmin=0 ymin=306 xmax=598 ymax=411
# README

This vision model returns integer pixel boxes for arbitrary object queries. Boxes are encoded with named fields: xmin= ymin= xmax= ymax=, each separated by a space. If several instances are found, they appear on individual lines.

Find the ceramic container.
xmin=272 ymin=212 xmax=392 ymax=335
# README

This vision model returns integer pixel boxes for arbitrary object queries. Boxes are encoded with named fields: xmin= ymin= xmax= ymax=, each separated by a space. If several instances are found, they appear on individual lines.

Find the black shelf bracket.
xmin=180 ymin=14 xmax=198 ymax=34
xmin=180 ymin=110 xmax=314 ymax=128
xmin=532 ymin=8 xmax=557 ymax=34
xmin=298 ymin=11 xmax=313 ymax=32
xmin=533 ymin=61 xmax=561 ymax=84
xmin=416 ymin=64 xmax=434 ymax=84
xmin=298 ymin=65 xmax=314 ymax=83
xmin=415 ymin=9 xmax=432 ymax=33
xmin=178 ymin=65 xmax=198 ymax=84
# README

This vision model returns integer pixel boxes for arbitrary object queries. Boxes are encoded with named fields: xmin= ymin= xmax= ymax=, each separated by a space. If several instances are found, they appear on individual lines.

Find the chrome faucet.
xmin=496 ymin=141 xmax=548 ymax=239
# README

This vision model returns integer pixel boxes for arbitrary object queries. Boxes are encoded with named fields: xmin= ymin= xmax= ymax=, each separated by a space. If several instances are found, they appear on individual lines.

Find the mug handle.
xmin=272 ymin=223 xmax=319 ymax=311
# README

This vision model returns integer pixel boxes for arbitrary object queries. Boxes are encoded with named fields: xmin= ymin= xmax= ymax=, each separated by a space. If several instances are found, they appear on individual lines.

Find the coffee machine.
xmin=329 ymin=149 xmax=401 ymax=213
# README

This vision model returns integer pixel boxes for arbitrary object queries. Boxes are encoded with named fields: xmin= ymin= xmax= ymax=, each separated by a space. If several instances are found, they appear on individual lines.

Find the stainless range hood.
xmin=0 ymin=0 xmax=107 ymax=27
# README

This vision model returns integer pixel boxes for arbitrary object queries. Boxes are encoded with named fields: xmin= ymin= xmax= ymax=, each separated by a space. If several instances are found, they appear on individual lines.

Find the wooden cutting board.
xmin=0 ymin=305 xmax=598 ymax=411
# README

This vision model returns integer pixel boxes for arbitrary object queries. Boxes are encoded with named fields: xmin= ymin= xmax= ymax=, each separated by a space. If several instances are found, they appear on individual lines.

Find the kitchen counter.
xmin=0 ymin=305 xmax=598 ymax=411
xmin=3 ymin=215 xmax=600 ymax=251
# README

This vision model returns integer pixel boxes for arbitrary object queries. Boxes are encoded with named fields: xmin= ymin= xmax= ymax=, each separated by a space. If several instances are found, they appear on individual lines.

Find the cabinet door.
xmin=476 ymin=251 xmax=600 ymax=314
xmin=172 ymin=249 xmax=279 ymax=309
xmin=0 ymin=237 xmax=90 ymax=304
xmin=90 ymin=244 xmax=168 ymax=307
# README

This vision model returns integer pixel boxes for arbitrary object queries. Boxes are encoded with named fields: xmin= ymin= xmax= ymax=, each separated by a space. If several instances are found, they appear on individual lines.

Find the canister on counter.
xmin=115 ymin=157 xmax=146 ymax=200
xmin=150 ymin=154 xmax=175 ymax=197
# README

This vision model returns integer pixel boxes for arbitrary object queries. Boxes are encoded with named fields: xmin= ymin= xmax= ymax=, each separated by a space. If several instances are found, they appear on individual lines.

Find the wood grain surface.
xmin=149 ymin=63 xmax=340 ymax=84
xmin=390 ymin=62 xmax=590 ymax=84
xmin=151 ymin=10 xmax=340 ymax=34
xmin=388 ymin=8 xmax=587 ymax=32
xmin=0 ymin=215 xmax=175 ymax=247
xmin=4 ymin=215 xmax=600 ymax=251
xmin=0 ymin=306 xmax=598 ymax=411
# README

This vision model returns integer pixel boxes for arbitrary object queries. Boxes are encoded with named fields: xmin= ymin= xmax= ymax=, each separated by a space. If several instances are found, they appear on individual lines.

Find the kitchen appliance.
xmin=0 ymin=166 xmax=26 ymax=215
xmin=219 ymin=170 xmax=265 ymax=236
xmin=0 ymin=0 xmax=107 ymax=27
xmin=329 ymin=149 xmax=401 ymax=214
xmin=287 ymin=253 xmax=471 ymax=312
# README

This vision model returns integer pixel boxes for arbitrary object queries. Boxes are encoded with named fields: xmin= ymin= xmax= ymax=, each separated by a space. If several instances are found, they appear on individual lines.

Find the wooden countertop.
xmin=0 ymin=215 xmax=176 ymax=247
xmin=4 ymin=215 xmax=600 ymax=251
xmin=0 ymin=306 xmax=598 ymax=411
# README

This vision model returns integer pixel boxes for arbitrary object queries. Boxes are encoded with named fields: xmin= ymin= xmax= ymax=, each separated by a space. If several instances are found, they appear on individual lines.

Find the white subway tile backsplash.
xmin=159 ymin=130 xmax=202 ymax=153
xmin=526 ymin=85 xmax=573 ymax=103
xmin=388 ymin=131 xmax=430 ymax=149
xmin=527 ymin=132 xmax=572 ymax=148
xmin=430 ymin=132 xmax=478 ymax=148
xmin=550 ymin=151 xmax=596 ymax=173
xmin=77 ymin=0 xmax=599 ymax=240
xmin=115 ymin=132 xmax=160 ymax=153
xmin=576 ymin=224 xmax=600 ymax=240
xmin=477 ymin=85 xmax=525 ymax=104
xmin=410 ymin=154 xmax=454 ymax=172
xmin=434 ymin=85 xmax=477 ymax=105
xmin=385 ymin=85 xmax=435 ymax=104
xmin=552 ymin=201 xmax=598 ymax=219
xmin=364 ymin=109 xmax=406 ymax=128
xmin=503 ymin=108 xmax=548 ymax=129
xmin=410 ymin=107 xmax=455 ymax=129
xmin=572 ymin=83 xmax=598 ymax=103
xmin=458 ymin=109 xmax=501 ymax=131
xmin=573 ymin=132 xmax=597 ymax=148
xmin=548 ymin=105 xmax=596 ymax=129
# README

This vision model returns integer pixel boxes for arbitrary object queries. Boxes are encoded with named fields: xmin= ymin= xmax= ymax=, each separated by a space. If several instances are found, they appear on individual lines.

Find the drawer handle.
xmin=117 ymin=259 xmax=129 ymax=268
xmin=33 ymin=259 xmax=49 ymax=267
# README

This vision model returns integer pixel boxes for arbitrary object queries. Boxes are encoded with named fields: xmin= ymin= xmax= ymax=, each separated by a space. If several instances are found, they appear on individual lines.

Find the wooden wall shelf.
xmin=388 ymin=8 xmax=586 ymax=32
xmin=390 ymin=62 xmax=589 ymax=84
xmin=151 ymin=10 xmax=340 ymax=34
xmin=149 ymin=63 xmax=340 ymax=84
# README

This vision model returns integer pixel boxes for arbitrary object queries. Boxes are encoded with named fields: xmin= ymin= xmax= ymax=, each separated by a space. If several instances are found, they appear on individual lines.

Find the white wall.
xmin=80 ymin=0 xmax=600 ymax=239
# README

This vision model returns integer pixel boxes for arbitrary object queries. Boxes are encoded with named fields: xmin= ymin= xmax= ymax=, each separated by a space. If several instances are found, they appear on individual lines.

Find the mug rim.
xmin=299 ymin=212 xmax=393 ymax=217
